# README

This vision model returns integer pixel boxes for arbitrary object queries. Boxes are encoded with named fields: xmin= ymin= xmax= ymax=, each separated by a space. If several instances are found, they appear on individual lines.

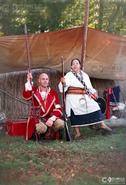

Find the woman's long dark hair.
xmin=71 ymin=58 xmax=82 ymax=69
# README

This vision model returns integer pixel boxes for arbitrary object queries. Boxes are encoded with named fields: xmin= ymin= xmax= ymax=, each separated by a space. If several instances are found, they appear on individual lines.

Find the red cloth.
xmin=23 ymin=86 xmax=63 ymax=140
xmin=6 ymin=119 xmax=27 ymax=137
xmin=105 ymin=88 xmax=112 ymax=119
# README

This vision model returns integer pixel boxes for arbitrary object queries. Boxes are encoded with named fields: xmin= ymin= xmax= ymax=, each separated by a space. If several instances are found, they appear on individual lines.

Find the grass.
xmin=0 ymin=127 xmax=126 ymax=185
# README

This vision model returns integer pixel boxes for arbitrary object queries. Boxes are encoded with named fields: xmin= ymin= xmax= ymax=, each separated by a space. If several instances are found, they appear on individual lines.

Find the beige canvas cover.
xmin=0 ymin=26 xmax=126 ymax=80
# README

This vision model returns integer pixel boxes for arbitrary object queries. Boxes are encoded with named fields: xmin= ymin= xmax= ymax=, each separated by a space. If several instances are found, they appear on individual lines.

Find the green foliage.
xmin=0 ymin=0 xmax=71 ymax=35
xmin=58 ymin=0 xmax=84 ymax=29
xmin=0 ymin=0 xmax=126 ymax=36
xmin=94 ymin=0 xmax=126 ymax=34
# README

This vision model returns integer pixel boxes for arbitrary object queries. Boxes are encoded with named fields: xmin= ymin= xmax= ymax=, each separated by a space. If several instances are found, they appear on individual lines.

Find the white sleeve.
xmin=84 ymin=72 xmax=96 ymax=94
xmin=58 ymin=72 xmax=71 ymax=93
xmin=25 ymin=80 xmax=33 ymax=91
xmin=58 ymin=82 xmax=68 ymax=93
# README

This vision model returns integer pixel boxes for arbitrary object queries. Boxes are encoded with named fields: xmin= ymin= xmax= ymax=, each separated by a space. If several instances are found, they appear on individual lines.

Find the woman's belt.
xmin=67 ymin=87 xmax=86 ymax=95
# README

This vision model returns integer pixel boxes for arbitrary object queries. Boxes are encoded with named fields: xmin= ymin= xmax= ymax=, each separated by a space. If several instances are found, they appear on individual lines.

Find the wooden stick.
xmin=24 ymin=24 xmax=31 ymax=73
xmin=81 ymin=0 xmax=90 ymax=69
xmin=61 ymin=56 xmax=72 ymax=142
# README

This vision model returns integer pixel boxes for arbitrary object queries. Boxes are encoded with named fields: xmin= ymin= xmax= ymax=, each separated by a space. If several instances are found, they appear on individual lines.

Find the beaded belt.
xmin=67 ymin=87 xmax=86 ymax=95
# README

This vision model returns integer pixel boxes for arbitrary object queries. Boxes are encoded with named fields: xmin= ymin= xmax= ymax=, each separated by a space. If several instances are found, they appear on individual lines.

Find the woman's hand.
xmin=60 ymin=77 xmax=66 ymax=85
xmin=91 ymin=92 xmax=98 ymax=100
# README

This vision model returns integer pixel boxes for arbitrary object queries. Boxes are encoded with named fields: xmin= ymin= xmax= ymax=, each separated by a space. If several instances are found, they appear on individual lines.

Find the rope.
xmin=0 ymin=88 xmax=29 ymax=106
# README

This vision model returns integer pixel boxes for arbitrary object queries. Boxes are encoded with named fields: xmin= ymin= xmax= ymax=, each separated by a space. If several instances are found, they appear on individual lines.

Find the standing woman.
xmin=58 ymin=58 xmax=112 ymax=139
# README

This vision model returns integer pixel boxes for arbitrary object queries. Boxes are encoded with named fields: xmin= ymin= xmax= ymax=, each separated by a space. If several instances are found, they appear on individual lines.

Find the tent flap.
xmin=0 ymin=26 xmax=126 ymax=80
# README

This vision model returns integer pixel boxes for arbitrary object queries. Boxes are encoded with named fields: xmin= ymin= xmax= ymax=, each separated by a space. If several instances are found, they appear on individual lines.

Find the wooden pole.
xmin=24 ymin=24 xmax=31 ymax=73
xmin=81 ymin=0 xmax=90 ymax=69
xmin=61 ymin=56 xmax=72 ymax=142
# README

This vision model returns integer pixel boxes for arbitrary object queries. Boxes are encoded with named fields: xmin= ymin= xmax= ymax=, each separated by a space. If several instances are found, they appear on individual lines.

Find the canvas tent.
xmin=0 ymin=26 xmax=126 ymax=80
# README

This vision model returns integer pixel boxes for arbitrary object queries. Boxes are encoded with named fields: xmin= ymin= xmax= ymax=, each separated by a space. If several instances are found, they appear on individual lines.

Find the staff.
xmin=24 ymin=24 xmax=31 ymax=73
xmin=24 ymin=24 xmax=34 ymax=103
xmin=81 ymin=0 xmax=90 ymax=69
xmin=24 ymin=24 xmax=33 ymax=88
xmin=61 ymin=56 xmax=72 ymax=142
xmin=24 ymin=24 xmax=36 ymax=134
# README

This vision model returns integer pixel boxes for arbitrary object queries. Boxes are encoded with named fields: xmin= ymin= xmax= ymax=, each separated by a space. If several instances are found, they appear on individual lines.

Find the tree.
xmin=0 ymin=0 xmax=72 ymax=35
xmin=94 ymin=0 xmax=126 ymax=35
xmin=0 ymin=0 xmax=126 ymax=36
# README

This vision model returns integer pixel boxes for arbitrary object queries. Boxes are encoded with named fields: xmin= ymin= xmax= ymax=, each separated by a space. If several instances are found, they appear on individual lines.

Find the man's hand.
xmin=45 ymin=119 xmax=53 ymax=127
xmin=27 ymin=72 xmax=33 ymax=81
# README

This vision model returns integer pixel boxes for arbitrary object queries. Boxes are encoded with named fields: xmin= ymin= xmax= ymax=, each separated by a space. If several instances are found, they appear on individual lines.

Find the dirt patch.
xmin=37 ymin=149 xmax=126 ymax=183
xmin=0 ymin=149 xmax=126 ymax=185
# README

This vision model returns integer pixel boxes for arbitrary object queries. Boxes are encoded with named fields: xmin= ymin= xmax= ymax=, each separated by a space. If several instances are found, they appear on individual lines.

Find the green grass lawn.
xmin=0 ymin=127 xmax=126 ymax=185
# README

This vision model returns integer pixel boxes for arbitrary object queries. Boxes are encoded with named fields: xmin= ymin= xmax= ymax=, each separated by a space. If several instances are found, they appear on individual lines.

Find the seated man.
xmin=23 ymin=72 xmax=64 ymax=140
